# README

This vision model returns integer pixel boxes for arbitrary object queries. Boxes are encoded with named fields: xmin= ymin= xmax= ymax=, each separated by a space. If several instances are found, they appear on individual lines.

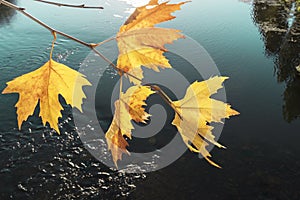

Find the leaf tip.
xmin=230 ymin=108 xmax=240 ymax=117
xmin=1 ymin=84 xmax=11 ymax=94
xmin=17 ymin=120 xmax=23 ymax=131
xmin=1 ymin=89 xmax=7 ymax=95
xmin=205 ymin=157 xmax=222 ymax=169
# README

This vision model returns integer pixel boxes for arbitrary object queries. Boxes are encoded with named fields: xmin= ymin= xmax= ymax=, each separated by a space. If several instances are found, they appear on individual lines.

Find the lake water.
xmin=1 ymin=0 xmax=300 ymax=199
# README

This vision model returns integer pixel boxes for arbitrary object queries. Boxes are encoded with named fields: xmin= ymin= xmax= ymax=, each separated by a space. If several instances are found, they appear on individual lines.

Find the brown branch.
xmin=0 ymin=0 xmax=142 ymax=83
xmin=0 ymin=0 xmax=180 ymax=114
xmin=0 ymin=0 xmax=93 ymax=48
xmin=95 ymin=37 xmax=116 ymax=47
xmin=34 ymin=0 xmax=103 ymax=9
xmin=150 ymin=85 xmax=183 ymax=119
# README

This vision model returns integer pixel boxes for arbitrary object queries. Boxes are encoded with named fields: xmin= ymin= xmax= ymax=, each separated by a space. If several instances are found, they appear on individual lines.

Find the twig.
xmin=95 ymin=37 xmax=116 ymax=47
xmin=0 ymin=0 xmax=180 ymax=116
xmin=0 ymin=0 xmax=141 ymax=83
xmin=0 ymin=0 xmax=93 ymax=47
xmin=34 ymin=0 xmax=103 ymax=9
xmin=150 ymin=85 xmax=183 ymax=119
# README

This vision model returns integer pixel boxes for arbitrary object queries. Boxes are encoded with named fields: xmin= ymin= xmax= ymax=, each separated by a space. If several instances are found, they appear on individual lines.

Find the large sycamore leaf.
xmin=116 ymin=0 xmax=187 ymax=84
xmin=2 ymin=59 xmax=91 ymax=133
xmin=172 ymin=77 xmax=239 ymax=168
xmin=105 ymin=85 xmax=154 ymax=167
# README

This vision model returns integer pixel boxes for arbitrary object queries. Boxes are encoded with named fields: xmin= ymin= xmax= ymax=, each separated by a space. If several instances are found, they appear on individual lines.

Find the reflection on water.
xmin=0 ymin=0 xmax=17 ymax=25
xmin=253 ymin=0 xmax=300 ymax=122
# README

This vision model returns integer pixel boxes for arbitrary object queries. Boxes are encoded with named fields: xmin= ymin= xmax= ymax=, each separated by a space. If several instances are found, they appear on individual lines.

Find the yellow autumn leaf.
xmin=123 ymin=85 xmax=155 ymax=123
xmin=119 ymin=0 xmax=187 ymax=33
xmin=116 ymin=0 xmax=187 ymax=84
xmin=105 ymin=99 xmax=133 ymax=167
xmin=105 ymin=85 xmax=154 ymax=167
xmin=172 ymin=77 xmax=239 ymax=168
xmin=2 ymin=59 xmax=91 ymax=133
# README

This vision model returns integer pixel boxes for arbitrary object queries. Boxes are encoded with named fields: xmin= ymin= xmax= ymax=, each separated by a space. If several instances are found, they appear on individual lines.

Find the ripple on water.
xmin=0 ymin=121 xmax=146 ymax=199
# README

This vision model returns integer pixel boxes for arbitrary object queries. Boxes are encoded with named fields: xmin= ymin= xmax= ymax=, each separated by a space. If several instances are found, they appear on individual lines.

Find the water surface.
xmin=1 ymin=0 xmax=300 ymax=199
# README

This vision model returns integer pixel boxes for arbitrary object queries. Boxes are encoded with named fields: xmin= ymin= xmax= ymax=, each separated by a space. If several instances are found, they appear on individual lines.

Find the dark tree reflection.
xmin=0 ymin=0 xmax=17 ymax=25
xmin=253 ymin=0 xmax=300 ymax=122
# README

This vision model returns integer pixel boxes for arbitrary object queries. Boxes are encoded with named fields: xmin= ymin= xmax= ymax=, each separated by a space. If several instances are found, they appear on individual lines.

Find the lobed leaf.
xmin=2 ymin=59 xmax=91 ymax=133
xmin=172 ymin=77 xmax=239 ymax=168
xmin=116 ymin=0 xmax=187 ymax=84
xmin=105 ymin=86 xmax=154 ymax=167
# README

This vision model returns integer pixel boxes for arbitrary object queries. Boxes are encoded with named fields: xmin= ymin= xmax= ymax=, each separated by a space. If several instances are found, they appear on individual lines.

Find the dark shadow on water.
xmin=252 ymin=0 xmax=300 ymax=122
xmin=0 ymin=0 xmax=17 ymax=25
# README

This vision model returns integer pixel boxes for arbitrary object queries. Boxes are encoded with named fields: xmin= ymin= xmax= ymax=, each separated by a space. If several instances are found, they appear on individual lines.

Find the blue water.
xmin=1 ymin=0 xmax=300 ymax=199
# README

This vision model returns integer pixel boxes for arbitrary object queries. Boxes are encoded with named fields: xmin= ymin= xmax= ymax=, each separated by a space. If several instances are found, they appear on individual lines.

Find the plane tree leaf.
xmin=2 ymin=58 xmax=91 ymax=133
xmin=172 ymin=77 xmax=240 ymax=168
xmin=116 ymin=0 xmax=187 ymax=84
xmin=105 ymin=85 xmax=154 ymax=167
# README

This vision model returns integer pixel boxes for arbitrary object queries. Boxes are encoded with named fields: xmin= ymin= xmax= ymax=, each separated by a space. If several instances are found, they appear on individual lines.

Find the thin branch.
xmin=1 ymin=0 xmax=145 ymax=86
xmin=150 ymin=85 xmax=183 ymax=119
xmin=0 ymin=0 xmax=180 ymax=116
xmin=0 ymin=0 xmax=141 ymax=83
xmin=0 ymin=0 xmax=93 ymax=48
xmin=91 ymin=48 xmax=143 ymax=83
xmin=34 ymin=0 xmax=103 ymax=9
xmin=95 ymin=37 xmax=116 ymax=47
